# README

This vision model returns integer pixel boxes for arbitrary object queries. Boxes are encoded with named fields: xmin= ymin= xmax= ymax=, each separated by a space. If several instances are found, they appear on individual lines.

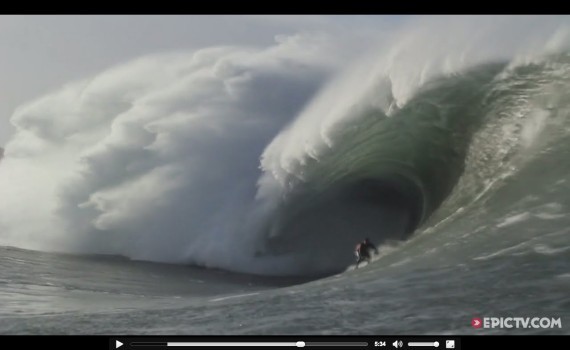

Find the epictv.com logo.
xmin=472 ymin=317 xmax=562 ymax=329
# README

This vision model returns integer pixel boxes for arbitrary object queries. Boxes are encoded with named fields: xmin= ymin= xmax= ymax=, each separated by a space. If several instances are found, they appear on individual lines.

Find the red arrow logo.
xmin=472 ymin=317 xmax=483 ymax=328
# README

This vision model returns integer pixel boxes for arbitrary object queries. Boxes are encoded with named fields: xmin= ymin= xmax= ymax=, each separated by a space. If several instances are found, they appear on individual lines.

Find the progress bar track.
xmin=131 ymin=341 xmax=368 ymax=347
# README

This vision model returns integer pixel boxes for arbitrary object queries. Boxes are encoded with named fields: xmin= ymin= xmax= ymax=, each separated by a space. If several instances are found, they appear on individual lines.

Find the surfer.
xmin=354 ymin=238 xmax=378 ymax=269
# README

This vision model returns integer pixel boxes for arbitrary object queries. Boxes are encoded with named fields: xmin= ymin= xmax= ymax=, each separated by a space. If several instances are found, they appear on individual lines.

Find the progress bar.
xmin=408 ymin=342 xmax=440 ymax=348
xmin=130 ymin=342 xmax=368 ymax=347
xmin=168 ymin=343 xmax=302 ymax=347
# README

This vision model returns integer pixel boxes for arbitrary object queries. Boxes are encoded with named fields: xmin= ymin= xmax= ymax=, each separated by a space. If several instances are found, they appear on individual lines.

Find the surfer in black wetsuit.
xmin=354 ymin=238 xmax=378 ymax=268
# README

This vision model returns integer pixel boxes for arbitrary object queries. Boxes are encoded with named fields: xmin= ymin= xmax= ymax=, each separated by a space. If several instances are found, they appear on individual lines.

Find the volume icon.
xmin=393 ymin=340 xmax=403 ymax=348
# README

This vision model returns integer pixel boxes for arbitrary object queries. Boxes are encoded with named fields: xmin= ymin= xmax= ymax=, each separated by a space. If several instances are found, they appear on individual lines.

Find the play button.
xmin=116 ymin=340 xmax=123 ymax=349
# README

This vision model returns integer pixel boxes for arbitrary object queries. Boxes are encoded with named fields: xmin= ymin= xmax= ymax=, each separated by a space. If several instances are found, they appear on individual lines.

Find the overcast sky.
xmin=0 ymin=15 xmax=406 ymax=145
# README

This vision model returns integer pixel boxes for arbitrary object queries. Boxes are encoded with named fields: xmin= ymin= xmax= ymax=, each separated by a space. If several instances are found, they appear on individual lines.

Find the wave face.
xmin=1 ymin=16 xmax=570 ymax=276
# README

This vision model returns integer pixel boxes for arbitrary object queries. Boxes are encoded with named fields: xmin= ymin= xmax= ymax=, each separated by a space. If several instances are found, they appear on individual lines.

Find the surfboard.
xmin=346 ymin=260 xmax=369 ymax=271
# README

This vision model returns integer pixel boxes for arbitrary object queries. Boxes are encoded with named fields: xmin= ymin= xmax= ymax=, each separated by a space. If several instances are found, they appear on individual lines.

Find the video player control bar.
xmin=116 ymin=337 xmax=461 ymax=349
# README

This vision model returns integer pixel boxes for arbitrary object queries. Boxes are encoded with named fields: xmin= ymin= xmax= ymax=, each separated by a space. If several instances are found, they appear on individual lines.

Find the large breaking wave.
xmin=1 ymin=16 xmax=569 ymax=276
